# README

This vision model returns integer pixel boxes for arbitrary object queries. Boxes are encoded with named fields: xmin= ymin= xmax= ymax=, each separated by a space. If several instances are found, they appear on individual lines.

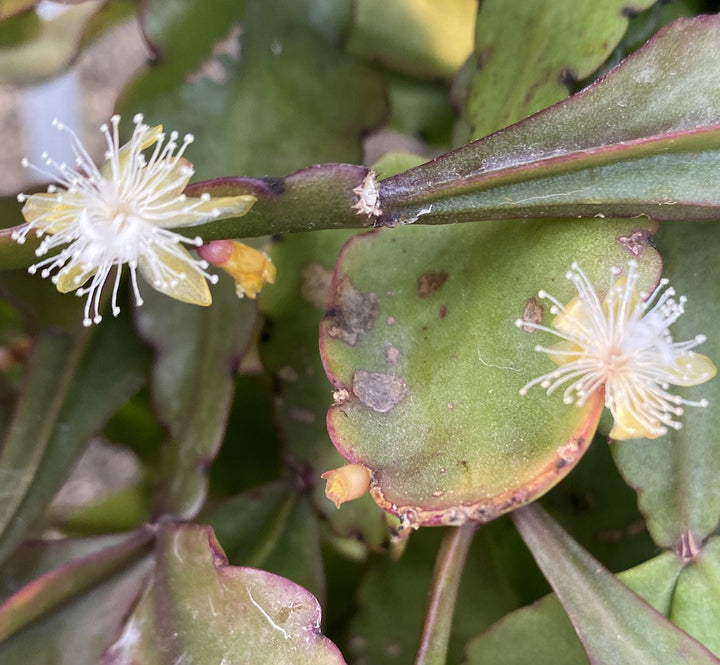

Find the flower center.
xmin=108 ymin=201 xmax=137 ymax=230
xmin=601 ymin=347 xmax=629 ymax=377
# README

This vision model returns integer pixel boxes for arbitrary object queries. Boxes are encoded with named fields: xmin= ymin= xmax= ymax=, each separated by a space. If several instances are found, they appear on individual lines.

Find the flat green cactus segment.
xmin=465 ymin=550 xmax=684 ymax=665
xmin=463 ymin=0 xmax=656 ymax=140
xmin=320 ymin=218 xmax=660 ymax=527
xmin=465 ymin=514 xmax=714 ymax=665
xmin=381 ymin=15 xmax=720 ymax=227
xmin=466 ymin=535 xmax=720 ymax=662
xmin=0 ymin=317 xmax=149 ymax=565
xmin=0 ymin=544 xmax=152 ymax=665
xmin=512 ymin=505 xmax=720 ymax=664
xmin=103 ymin=524 xmax=346 ymax=665
xmin=121 ymin=0 xmax=386 ymax=179
xmin=0 ymin=530 xmax=152 ymax=642
xmin=207 ymin=483 xmax=328 ymax=604
xmin=612 ymin=220 xmax=720 ymax=549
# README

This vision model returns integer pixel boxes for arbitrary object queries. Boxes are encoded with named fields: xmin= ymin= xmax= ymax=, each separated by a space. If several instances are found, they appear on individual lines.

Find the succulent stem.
xmin=414 ymin=523 xmax=478 ymax=665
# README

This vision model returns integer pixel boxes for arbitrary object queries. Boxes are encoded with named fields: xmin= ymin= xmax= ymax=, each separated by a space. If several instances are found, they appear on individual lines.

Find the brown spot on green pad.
xmin=324 ymin=275 xmax=379 ymax=345
xmin=417 ymin=272 xmax=448 ymax=298
xmin=352 ymin=370 xmax=407 ymax=413
xmin=520 ymin=296 xmax=544 ymax=333
xmin=385 ymin=345 xmax=401 ymax=366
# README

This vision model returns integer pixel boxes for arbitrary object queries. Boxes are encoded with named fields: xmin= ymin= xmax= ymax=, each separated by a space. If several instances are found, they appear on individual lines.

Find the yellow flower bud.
xmin=321 ymin=464 xmax=371 ymax=508
xmin=198 ymin=240 xmax=276 ymax=299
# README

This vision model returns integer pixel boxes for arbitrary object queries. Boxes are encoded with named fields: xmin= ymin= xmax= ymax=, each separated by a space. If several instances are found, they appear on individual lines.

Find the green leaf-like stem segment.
xmin=0 ymin=318 xmax=149 ymax=564
xmin=191 ymin=13 xmax=720 ymax=230
xmin=0 ymin=528 xmax=153 ymax=641
xmin=3 ymin=15 xmax=720 ymax=269
xmin=378 ymin=126 xmax=720 ymax=227
xmin=512 ymin=504 xmax=720 ymax=664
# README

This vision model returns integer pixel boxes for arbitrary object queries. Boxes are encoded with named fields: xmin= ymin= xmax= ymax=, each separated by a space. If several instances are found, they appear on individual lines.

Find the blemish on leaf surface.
xmin=385 ymin=345 xmax=401 ymax=366
xmin=325 ymin=275 xmax=378 ymax=345
xmin=618 ymin=230 xmax=651 ymax=257
xmin=352 ymin=369 xmax=407 ymax=413
xmin=263 ymin=177 xmax=286 ymax=195
xmin=520 ymin=296 xmax=544 ymax=332
xmin=417 ymin=272 xmax=448 ymax=298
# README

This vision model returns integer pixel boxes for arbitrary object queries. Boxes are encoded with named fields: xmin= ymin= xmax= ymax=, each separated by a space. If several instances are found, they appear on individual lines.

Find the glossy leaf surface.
xmin=381 ymin=15 xmax=720 ymax=226
xmin=510 ymin=504 xmax=720 ymax=664
xmin=105 ymin=524 xmax=347 ymax=665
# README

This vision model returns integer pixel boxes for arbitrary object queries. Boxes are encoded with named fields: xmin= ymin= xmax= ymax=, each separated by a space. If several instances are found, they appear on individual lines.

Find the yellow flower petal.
xmin=668 ymin=352 xmax=717 ymax=387
xmin=100 ymin=123 xmax=164 ymax=181
xmin=54 ymin=263 xmax=96 ymax=294
xmin=168 ymin=194 xmax=258 ymax=229
xmin=138 ymin=245 xmax=212 ymax=306
xmin=146 ymin=156 xmax=195 ymax=201
xmin=551 ymin=294 xmax=588 ymax=334
xmin=21 ymin=191 xmax=85 ymax=235
xmin=608 ymin=400 xmax=659 ymax=440
xmin=545 ymin=339 xmax=583 ymax=366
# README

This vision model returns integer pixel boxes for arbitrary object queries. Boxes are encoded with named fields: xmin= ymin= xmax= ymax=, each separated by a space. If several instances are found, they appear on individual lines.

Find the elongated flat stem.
xmin=414 ymin=523 xmax=478 ymax=665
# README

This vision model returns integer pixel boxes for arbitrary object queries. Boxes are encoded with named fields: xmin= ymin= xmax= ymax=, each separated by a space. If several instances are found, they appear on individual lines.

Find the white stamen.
xmin=517 ymin=261 xmax=715 ymax=440
xmin=14 ymin=115 xmax=233 ymax=323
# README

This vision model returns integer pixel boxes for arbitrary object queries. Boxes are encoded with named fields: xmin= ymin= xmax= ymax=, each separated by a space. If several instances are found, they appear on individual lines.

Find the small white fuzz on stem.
xmin=352 ymin=170 xmax=382 ymax=218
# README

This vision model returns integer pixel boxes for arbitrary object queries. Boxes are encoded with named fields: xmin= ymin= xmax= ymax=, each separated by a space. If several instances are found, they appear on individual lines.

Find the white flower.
xmin=516 ymin=260 xmax=716 ymax=440
xmin=14 ymin=114 xmax=256 ymax=326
